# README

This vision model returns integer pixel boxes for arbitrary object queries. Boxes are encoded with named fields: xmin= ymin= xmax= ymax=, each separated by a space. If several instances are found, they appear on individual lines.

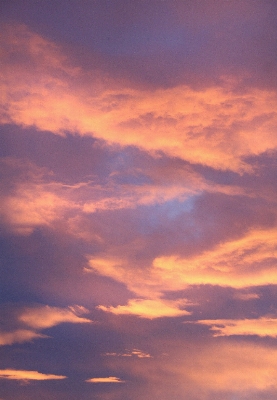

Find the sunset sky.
xmin=1 ymin=1 xmax=277 ymax=399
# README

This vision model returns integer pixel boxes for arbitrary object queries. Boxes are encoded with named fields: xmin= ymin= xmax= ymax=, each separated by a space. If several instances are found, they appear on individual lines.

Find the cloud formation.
xmin=2 ymin=24 xmax=277 ymax=173
xmin=19 ymin=305 xmax=91 ymax=329
xmin=85 ymin=376 xmax=125 ymax=383
xmin=1 ymin=2 xmax=277 ymax=399
xmin=0 ymin=305 xmax=91 ymax=346
xmin=195 ymin=317 xmax=277 ymax=337
xmin=0 ymin=330 xmax=47 ymax=346
xmin=98 ymin=298 xmax=190 ymax=319
xmin=105 ymin=349 xmax=152 ymax=358
xmin=152 ymin=227 xmax=277 ymax=289
xmin=0 ymin=369 xmax=66 ymax=381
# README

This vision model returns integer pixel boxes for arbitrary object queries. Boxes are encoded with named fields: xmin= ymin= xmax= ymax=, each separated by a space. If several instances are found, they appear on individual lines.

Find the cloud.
xmin=98 ymin=298 xmax=190 ymax=319
xmin=233 ymin=292 xmax=260 ymax=301
xmin=103 ymin=339 xmax=277 ymax=396
xmin=0 ymin=305 xmax=91 ymax=347
xmin=19 ymin=305 xmax=91 ymax=329
xmin=0 ymin=330 xmax=47 ymax=346
xmin=152 ymin=227 xmax=277 ymax=289
xmin=186 ymin=342 xmax=277 ymax=392
xmin=0 ymin=369 xmax=66 ymax=381
xmin=87 ymin=226 xmax=277 ymax=318
xmin=194 ymin=317 xmax=277 ymax=337
xmin=2 ymin=24 xmax=277 ymax=173
xmin=2 ymin=156 xmax=239 ymax=237
xmin=104 ymin=349 xmax=152 ymax=358
xmin=88 ymin=256 xmax=192 ymax=318
xmin=85 ymin=376 xmax=125 ymax=383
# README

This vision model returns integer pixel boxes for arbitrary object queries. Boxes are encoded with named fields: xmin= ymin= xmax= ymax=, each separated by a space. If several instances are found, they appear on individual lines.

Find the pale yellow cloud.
xmin=0 ymin=369 xmax=66 ymax=381
xmin=88 ymin=257 xmax=193 ymax=318
xmin=2 ymin=24 xmax=277 ymax=172
xmin=88 ymin=227 xmax=277 ymax=317
xmin=0 ymin=330 xmax=47 ymax=346
xmin=0 ymin=306 xmax=91 ymax=347
xmin=1 ymin=185 xmax=70 ymax=235
xmin=195 ymin=317 xmax=277 ymax=337
xmin=98 ymin=298 xmax=190 ymax=319
xmin=85 ymin=376 xmax=125 ymax=383
xmin=152 ymin=227 xmax=277 ymax=289
xmin=19 ymin=305 xmax=91 ymax=329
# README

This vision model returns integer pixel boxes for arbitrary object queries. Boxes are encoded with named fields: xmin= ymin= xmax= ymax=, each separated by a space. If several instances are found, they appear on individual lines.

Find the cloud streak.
xmin=0 ymin=305 xmax=91 ymax=346
xmin=0 ymin=369 xmax=66 ymax=381
xmin=2 ymin=24 xmax=277 ymax=173
xmin=195 ymin=317 xmax=277 ymax=337
xmin=85 ymin=376 xmax=125 ymax=383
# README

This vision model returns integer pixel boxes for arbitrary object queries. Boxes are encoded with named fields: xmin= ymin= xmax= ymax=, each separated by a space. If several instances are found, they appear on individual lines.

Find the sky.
xmin=1 ymin=0 xmax=277 ymax=399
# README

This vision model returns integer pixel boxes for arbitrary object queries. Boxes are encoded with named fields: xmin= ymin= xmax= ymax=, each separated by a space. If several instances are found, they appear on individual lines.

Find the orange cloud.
xmin=88 ymin=256 xmax=192 ymax=318
xmin=98 ymin=298 xmax=190 ymax=319
xmin=152 ymin=227 xmax=277 ymax=289
xmin=88 ymin=227 xmax=277 ymax=317
xmin=2 ymin=24 xmax=277 ymax=172
xmin=0 ymin=305 xmax=91 ymax=347
xmin=19 ymin=305 xmax=91 ymax=329
xmin=2 ymin=156 xmax=242 ymax=238
xmin=0 ymin=369 xmax=66 ymax=381
xmin=85 ymin=376 xmax=125 ymax=383
xmin=195 ymin=317 xmax=277 ymax=337
xmin=0 ymin=330 xmax=47 ymax=346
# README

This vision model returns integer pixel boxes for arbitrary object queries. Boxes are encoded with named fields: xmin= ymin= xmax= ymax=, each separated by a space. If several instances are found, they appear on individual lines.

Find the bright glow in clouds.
xmin=88 ymin=227 xmax=277 ymax=318
xmin=19 ymin=305 xmax=91 ymax=329
xmin=0 ymin=330 xmax=47 ymax=346
xmin=0 ymin=305 xmax=91 ymax=346
xmin=195 ymin=317 xmax=277 ymax=337
xmin=85 ymin=376 xmax=125 ymax=383
xmin=2 ymin=24 xmax=277 ymax=172
xmin=2 ymin=3 xmax=277 ymax=399
xmin=98 ymin=298 xmax=190 ymax=319
xmin=0 ymin=369 xmax=66 ymax=381
xmin=152 ymin=227 xmax=277 ymax=289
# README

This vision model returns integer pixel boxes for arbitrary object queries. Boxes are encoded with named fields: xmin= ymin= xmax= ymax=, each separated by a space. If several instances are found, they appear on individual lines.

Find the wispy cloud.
xmin=19 ymin=305 xmax=91 ymax=329
xmin=194 ymin=317 xmax=277 ymax=337
xmin=98 ymin=298 xmax=190 ymax=319
xmin=152 ymin=227 xmax=277 ymax=289
xmin=0 ymin=305 xmax=91 ymax=346
xmin=0 ymin=369 xmax=66 ymax=381
xmin=0 ymin=330 xmax=47 ymax=346
xmin=85 ymin=376 xmax=125 ymax=383
xmin=87 ymin=226 xmax=277 ymax=318
xmin=2 ymin=24 xmax=277 ymax=173
xmin=104 ymin=349 xmax=152 ymax=358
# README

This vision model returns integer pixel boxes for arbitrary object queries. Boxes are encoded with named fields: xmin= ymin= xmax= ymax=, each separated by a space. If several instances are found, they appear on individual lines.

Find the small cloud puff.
xmin=104 ymin=349 xmax=152 ymax=358
xmin=85 ymin=376 xmax=125 ymax=383
xmin=0 ymin=369 xmax=66 ymax=382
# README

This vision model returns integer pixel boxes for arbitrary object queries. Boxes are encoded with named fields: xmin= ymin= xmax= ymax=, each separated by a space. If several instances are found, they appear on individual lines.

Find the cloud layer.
xmin=1 ymin=2 xmax=277 ymax=399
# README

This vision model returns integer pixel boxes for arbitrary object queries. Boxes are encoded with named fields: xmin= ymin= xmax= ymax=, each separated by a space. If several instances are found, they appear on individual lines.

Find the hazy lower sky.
xmin=1 ymin=1 xmax=277 ymax=399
